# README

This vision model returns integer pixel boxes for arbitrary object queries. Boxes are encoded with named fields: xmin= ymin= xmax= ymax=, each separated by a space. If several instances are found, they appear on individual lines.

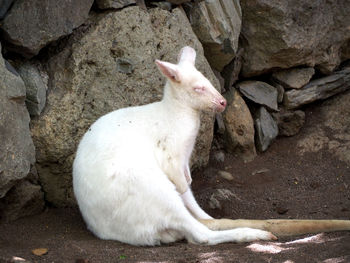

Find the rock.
xmin=272 ymin=67 xmax=315 ymax=89
xmin=1 ymin=0 xmax=94 ymax=58
xmin=251 ymin=168 xmax=270 ymax=176
xmin=270 ymin=79 xmax=285 ymax=103
xmin=273 ymin=110 xmax=305 ymax=137
xmin=237 ymin=81 xmax=278 ymax=111
xmin=209 ymin=189 xmax=240 ymax=210
xmin=223 ymin=89 xmax=256 ymax=162
xmin=30 ymin=7 xmax=220 ymax=206
xmin=254 ymin=107 xmax=278 ymax=152
xmin=150 ymin=1 xmax=172 ymax=11
xmin=215 ymin=113 xmax=225 ymax=135
xmin=218 ymin=170 xmax=234 ymax=181
xmin=0 ymin=43 xmax=36 ymax=198
xmin=297 ymin=90 xmax=350 ymax=164
xmin=0 ymin=180 xmax=45 ymax=222
xmin=0 ymin=0 xmax=13 ymax=19
xmin=213 ymin=151 xmax=225 ymax=163
xmin=283 ymin=68 xmax=350 ymax=109
xmin=240 ymin=0 xmax=350 ymax=77
xmin=221 ymin=48 xmax=243 ymax=91
xmin=17 ymin=62 xmax=48 ymax=117
xmin=188 ymin=0 xmax=242 ymax=71
xmin=166 ymin=0 xmax=190 ymax=4
xmin=96 ymin=0 xmax=136 ymax=9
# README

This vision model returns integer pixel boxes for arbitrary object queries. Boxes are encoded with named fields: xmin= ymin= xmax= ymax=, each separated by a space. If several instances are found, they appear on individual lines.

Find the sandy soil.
xmin=0 ymin=97 xmax=349 ymax=263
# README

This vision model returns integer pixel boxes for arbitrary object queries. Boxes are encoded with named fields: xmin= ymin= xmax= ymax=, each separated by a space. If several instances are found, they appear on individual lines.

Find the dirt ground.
xmin=1 ymin=97 xmax=350 ymax=262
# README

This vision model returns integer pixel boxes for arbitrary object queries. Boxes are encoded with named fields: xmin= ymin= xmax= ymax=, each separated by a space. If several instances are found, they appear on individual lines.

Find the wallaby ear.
xmin=155 ymin=60 xmax=181 ymax=83
xmin=177 ymin=46 xmax=196 ymax=66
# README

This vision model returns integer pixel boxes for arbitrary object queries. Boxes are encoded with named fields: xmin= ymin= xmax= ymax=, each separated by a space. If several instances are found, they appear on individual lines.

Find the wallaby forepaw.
xmin=236 ymin=229 xmax=278 ymax=242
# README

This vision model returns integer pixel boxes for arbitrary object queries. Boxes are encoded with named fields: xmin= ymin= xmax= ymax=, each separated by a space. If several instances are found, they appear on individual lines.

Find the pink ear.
xmin=155 ymin=60 xmax=181 ymax=83
xmin=177 ymin=46 xmax=196 ymax=65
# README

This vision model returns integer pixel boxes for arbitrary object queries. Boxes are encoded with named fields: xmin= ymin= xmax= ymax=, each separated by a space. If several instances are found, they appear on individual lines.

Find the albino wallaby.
xmin=73 ymin=46 xmax=350 ymax=246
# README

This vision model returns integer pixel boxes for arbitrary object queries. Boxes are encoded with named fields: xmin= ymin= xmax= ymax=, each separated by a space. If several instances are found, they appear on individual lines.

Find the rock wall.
xmin=0 ymin=0 xmax=349 ymax=219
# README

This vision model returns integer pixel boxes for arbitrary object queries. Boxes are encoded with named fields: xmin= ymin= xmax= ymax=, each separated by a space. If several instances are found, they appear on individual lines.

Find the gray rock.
xmin=284 ymin=68 xmax=350 ymax=109
xmin=17 ymin=62 xmax=48 ymax=117
xmin=0 ymin=44 xmax=36 ymax=198
xmin=96 ymin=0 xmax=136 ymax=9
xmin=0 ymin=0 xmax=13 ymax=19
xmin=270 ymin=79 xmax=285 ymax=103
xmin=151 ymin=1 xmax=172 ymax=11
xmin=2 ymin=0 xmax=94 ymax=57
xmin=240 ymin=0 xmax=350 ymax=77
xmin=237 ymin=81 xmax=278 ymax=111
xmin=223 ymin=89 xmax=256 ymax=162
xmin=213 ymin=150 xmax=225 ymax=163
xmin=209 ymin=189 xmax=240 ymax=210
xmin=272 ymin=67 xmax=315 ymax=89
xmin=221 ymin=48 xmax=243 ymax=91
xmin=215 ymin=113 xmax=225 ymax=135
xmin=30 ymin=7 xmax=220 ymax=206
xmin=254 ymin=107 xmax=278 ymax=152
xmin=0 ymin=180 xmax=45 ymax=222
xmin=272 ymin=110 xmax=305 ymax=137
xmin=189 ymin=0 xmax=242 ymax=71
xmin=166 ymin=0 xmax=190 ymax=4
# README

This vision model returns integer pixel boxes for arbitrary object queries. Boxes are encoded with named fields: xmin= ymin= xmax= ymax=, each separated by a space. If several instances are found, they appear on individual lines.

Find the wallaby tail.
xmin=199 ymin=218 xmax=350 ymax=237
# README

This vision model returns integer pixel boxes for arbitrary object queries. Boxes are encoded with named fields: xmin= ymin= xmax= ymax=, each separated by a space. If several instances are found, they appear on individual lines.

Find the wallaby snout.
xmin=213 ymin=93 xmax=226 ymax=113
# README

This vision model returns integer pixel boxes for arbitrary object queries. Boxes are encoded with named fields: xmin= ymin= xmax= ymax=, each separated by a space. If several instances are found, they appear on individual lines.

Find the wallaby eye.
xmin=194 ymin=86 xmax=205 ymax=93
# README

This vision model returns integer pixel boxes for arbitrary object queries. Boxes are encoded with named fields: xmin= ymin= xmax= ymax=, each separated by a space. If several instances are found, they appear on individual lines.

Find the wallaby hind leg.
xmin=152 ymin=186 xmax=277 ymax=245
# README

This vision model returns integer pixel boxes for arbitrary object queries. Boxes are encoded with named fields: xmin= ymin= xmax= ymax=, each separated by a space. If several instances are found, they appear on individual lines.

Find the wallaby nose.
xmin=220 ymin=98 xmax=227 ymax=107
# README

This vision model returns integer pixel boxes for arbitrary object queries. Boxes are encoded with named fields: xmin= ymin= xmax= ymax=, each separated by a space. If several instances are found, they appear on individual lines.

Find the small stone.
xmin=272 ymin=67 xmax=315 ymax=89
xmin=213 ymin=151 xmax=225 ymax=163
xmin=215 ymin=113 xmax=225 ymax=135
xmin=218 ymin=170 xmax=233 ymax=181
xmin=96 ymin=0 xmax=136 ymax=9
xmin=32 ymin=248 xmax=48 ymax=256
xmin=251 ymin=168 xmax=270 ymax=175
xmin=209 ymin=189 xmax=240 ymax=209
xmin=254 ymin=107 xmax=278 ymax=152
xmin=17 ymin=62 xmax=48 ymax=117
xmin=276 ymin=206 xmax=289 ymax=215
xmin=116 ymin=58 xmax=134 ymax=74
xmin=272 ymin=110 xmax=305 ymax=137
xmin=237 ymin=81 xmax=278 ymax=111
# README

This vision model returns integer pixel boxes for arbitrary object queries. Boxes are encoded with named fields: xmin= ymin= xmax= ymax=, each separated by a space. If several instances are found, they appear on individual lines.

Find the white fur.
xmin=73 ymin=46 xmax=275 ymax=245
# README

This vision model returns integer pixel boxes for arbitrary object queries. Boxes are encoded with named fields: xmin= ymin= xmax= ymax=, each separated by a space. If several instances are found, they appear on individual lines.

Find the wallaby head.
xmin=155 ymin=46 xmax=226 ymax=113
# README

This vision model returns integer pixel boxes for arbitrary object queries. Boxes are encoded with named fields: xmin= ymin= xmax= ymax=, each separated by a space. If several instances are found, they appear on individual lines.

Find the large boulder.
xmin=1 ymin=0 xmax=94 ymax=58
xmin=240 ymin=0 xmax=350 ymax=77
xmin=0 ymin=44 xmax=36 ymax=199
xmin=223 ymin=89 xmax=256 ymax=161
xmin=189 ymin=0 xmax=242 ymax=71
xmin=31 ymin=7 xmax=220 ymax=206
